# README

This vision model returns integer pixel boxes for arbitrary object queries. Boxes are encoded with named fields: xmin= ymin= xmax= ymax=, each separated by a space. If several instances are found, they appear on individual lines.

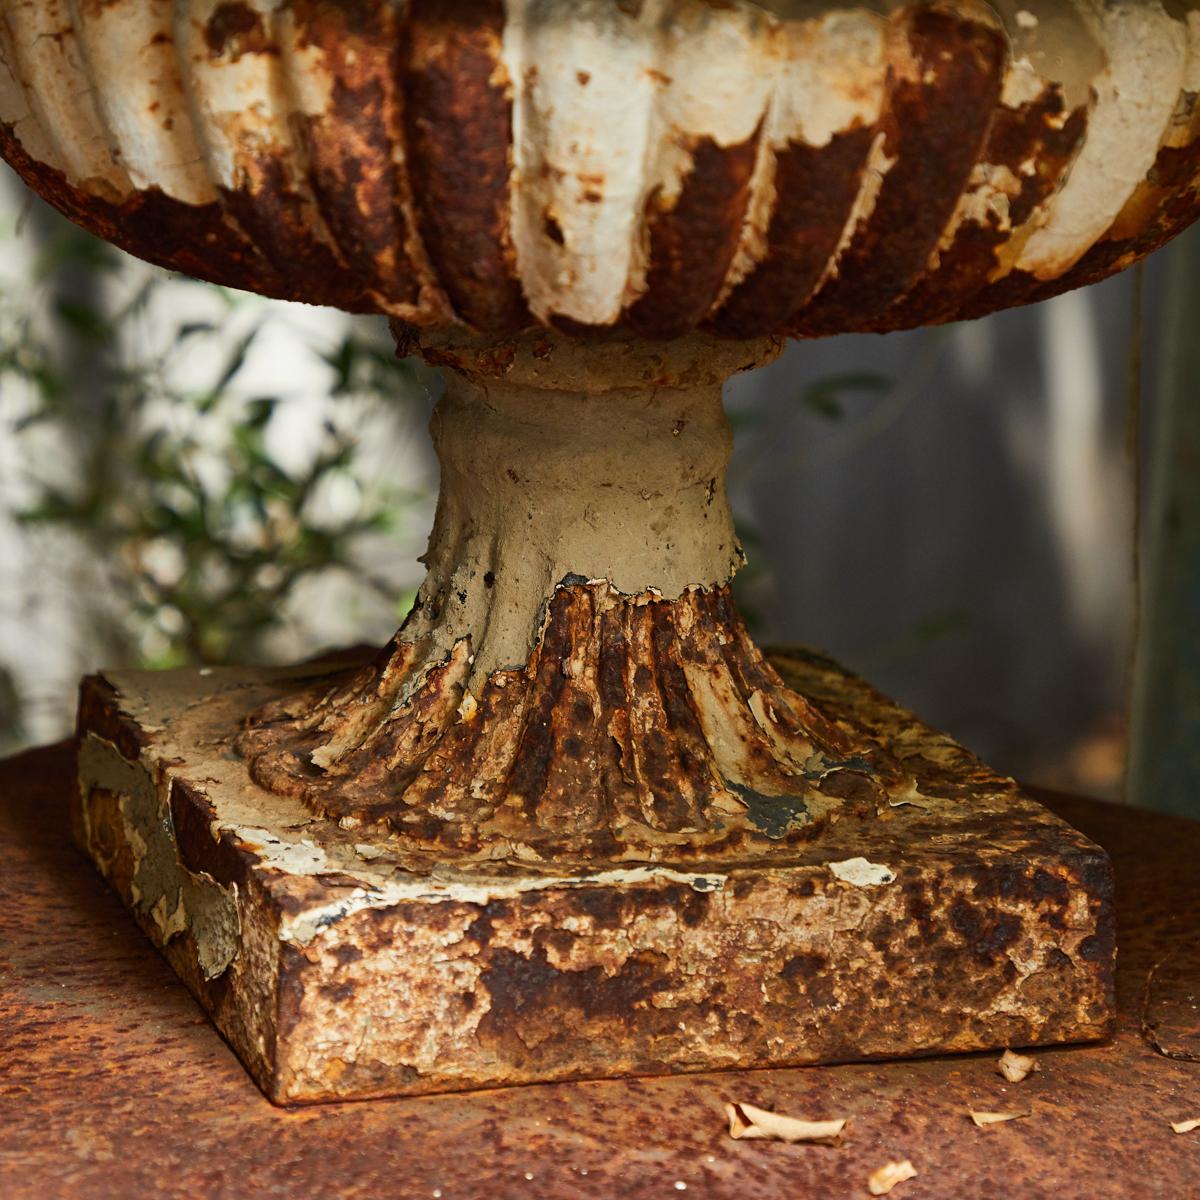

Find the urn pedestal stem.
xmin=404 ymin=332 xmax=756 ymax=689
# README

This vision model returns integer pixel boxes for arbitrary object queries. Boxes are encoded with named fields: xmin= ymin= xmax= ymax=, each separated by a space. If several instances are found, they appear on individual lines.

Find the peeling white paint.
xmin=828 ymin=857 xmax=895 ymax=887
xmin=78 ymin=733 xmax=241 ymax=980
xmin=504 ymin=0 xmax=661 ymax=325
xmin=71 ymin=0 xmax=214 ymax=204
xmin=1016 ymin=0 xmax=1188 ymax=279
xmin=2 ymin=0 xmax=128 ymax=191
xmin=720 ymin=9 xmax=889 ymax=302
xmin=244 ymin=838 xmax=729 ymax=946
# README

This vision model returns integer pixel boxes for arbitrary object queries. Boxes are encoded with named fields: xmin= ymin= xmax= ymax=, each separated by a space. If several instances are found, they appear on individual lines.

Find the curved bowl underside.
xmin=2 ymin=0 xmax=1199 ymax=340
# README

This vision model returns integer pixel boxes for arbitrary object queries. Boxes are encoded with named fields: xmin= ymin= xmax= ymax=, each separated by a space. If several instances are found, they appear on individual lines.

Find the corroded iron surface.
xmin=235 ymin=330 xmax=915 ymax=860
xmin=5 ymin=744 xmax=1197 ymax=1197
xmin=1 ymin=2 xmax=1198 ymax=339
xmin=73 ymin=653 xmax=1112 ymax=1104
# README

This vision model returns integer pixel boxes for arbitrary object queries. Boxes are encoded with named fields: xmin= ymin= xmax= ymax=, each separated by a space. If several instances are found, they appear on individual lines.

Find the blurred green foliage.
xmin=1 ymin=217 xmax=427 ymax=669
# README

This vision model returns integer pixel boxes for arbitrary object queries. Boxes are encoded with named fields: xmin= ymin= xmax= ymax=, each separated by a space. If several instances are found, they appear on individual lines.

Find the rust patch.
xmin=218 ymin=152 xmax=368 ymax=314
xmin=80 ymin=786 xmax=138 ymax=897
xmin=234 ymin=578 xmax=902 ymax=854
xmin=63 ymin=655 xmax=1120 ymax=1106
xmin=952 ymin=84 xmax=1200 ymax=324
xmin=0 ymin=122 xmax=303 ymax=303
xmin=475 ymin=947 xmax=676 ymax=1064
xmin=711 ymin=125 xmax=876 ymax=339
xmin=402 ymin=0 xmax=530 ymax=332
xmin=236 ymin=577 xmax=946 ymax=861
xmin=970 ymin=130 xmax=1200 ymax=317
xmin=4 ymin=740 xmax=1185 ymax=1179
xmin=789 ymin=8 xmax=1007 ymax=338
xmin=880 ymin=88 xmax=1088 ymax=331
xmin=169 ymin=780 xmax=253 ymax=889
xmin=288 ymin=0 xmax=421 ymax=307
xmin=76 ymin=675 xmax=151 ymax=765
xmin=504 ymin=588 xmax=595 ymax=829
xmin=627 ymin=131 xmax=761 ymax=340
xmin=204 ymin=2 xmax=273 ymax=61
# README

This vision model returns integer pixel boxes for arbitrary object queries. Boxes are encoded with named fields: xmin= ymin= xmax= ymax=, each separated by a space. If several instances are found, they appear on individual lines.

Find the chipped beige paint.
xmin=1016 ymin=0 xmax=1188 ymax=279
xmin=828 ymin=857 xmax=896 ymax=887
xmin=767 ymin=9 xmax=888 ymax=150
xmin=70 ymin=0 xmax=213 ymax=204
xmin=219 ymin=804 xmax=729 ymax=950
xmin=275 ymin=864 xmax=726 ymax=947
xmin=999 ymin=57 xmax=1048 ymax=112
xmin=77 ymin=732 xmax=239 ymax=980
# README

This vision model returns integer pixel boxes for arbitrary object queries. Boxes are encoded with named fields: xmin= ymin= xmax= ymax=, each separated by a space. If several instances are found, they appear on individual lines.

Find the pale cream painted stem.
xmin=399 ymin=334 xmax=778 ymax=688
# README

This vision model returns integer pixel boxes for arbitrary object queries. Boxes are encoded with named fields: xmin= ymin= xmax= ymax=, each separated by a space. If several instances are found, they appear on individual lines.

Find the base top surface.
xmin=86 ymin=648 xmax=1099 ymax=882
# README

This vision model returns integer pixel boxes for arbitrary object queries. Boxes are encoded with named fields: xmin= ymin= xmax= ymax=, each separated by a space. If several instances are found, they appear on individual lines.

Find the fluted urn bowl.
xmin=3 ymin=0 xmax=1198 ymax=861
xmin=5 ymin=1 xmax=1198 ymax=338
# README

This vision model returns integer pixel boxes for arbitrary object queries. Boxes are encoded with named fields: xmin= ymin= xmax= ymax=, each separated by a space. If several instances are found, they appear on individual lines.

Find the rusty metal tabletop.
xmin=2 ymin=742 xmax=1198 ymax=1199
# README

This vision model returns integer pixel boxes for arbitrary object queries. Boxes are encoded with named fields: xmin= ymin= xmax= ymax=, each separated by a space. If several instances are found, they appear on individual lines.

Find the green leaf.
xmin=33 ymin=230 xmax=120 ymax=281
xmin=244 ymin=396 xmax=278 ymax=430
xmin=54 ymin=297 xmax=112 ymax=342
xmin=195 ymin=327 xmax=260 ymax=411
xmin=798 ymin=371 xmax=891 ymax=421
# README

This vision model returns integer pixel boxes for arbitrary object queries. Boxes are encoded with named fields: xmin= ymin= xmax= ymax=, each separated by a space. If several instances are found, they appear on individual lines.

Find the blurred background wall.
xmin=0 ymin=163 xmax=1189 ymax=811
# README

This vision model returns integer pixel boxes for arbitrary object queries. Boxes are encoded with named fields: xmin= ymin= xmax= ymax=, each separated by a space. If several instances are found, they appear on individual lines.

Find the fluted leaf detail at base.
xmin=239 ymin=582 xmax=916 ymax=860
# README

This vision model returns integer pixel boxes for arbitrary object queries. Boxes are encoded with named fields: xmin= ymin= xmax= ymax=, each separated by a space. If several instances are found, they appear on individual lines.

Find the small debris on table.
xmin=1170 ymin=1117 xmax=1200 ymax=1134
xmin=725 ymin=1101 xmax=847 ymax=1145
xmin=969 ymin=1110 xmax=1028 ymax=1127
xmin=997 ymin=1049 xmax=1038 ymax=1082
xmin=867 ymin=1160 xmax=917 ymax=1195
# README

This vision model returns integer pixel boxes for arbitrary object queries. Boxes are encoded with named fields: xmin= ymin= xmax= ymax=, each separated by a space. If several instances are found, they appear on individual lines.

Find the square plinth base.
xmin=73 ymin=654 xmax=1115 ymax=1105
